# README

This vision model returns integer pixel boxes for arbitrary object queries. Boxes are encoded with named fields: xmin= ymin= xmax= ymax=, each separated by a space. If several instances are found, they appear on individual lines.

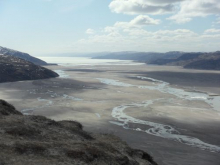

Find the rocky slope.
xmin=184 ymin=59 xmax=220 ymax=70
xmin=149 ymin=51 xmax=220 ymax=70
xmin=0 ymin=54 xmax=58 ymax=83
xmin=0 ymin=100 xmax=157 ymax=165
xmin=0 ymin=46 xmax=47 ymax=65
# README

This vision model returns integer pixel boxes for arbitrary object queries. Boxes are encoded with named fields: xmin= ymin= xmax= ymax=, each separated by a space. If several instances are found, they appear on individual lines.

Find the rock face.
xmin=0 ymin=100 xmax=157 ymax=165
xmin=0 ymin=46 xmax=47 ymax=65
xmin=0 ymin=54 xmax=58 ymax=83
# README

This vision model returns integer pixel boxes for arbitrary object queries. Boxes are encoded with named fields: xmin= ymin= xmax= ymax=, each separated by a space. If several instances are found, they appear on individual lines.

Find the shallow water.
xmin=96 ymin=76 xmax=220 ymax=152
xmin=21 ymin=91 xmax=83 ymax=115
xmin=21 ymin=97 xmax=53 ymax=115
xmin=112 ymin=99 xmax=220 ymax=153
xmin=54 ymin=70 xmax=69 ymax=78
xmin=97 ymin=76 xmax=220 ymax=112
xmin=40 ymin=57 xmax=145 ymax=66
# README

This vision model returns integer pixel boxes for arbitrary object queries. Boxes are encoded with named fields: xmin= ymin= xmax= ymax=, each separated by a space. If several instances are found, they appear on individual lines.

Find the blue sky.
xmin=0 ymin=0 xmax=220 ymax=56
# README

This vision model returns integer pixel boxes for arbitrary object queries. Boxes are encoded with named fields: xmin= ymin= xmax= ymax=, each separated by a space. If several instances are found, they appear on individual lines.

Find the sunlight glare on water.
xmin=38 ymin=57 xmax=145 ymax=66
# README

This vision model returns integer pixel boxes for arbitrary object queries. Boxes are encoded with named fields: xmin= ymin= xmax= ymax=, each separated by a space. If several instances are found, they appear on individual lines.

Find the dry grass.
xmin=0 ymin=100 xmax=158 ymax=165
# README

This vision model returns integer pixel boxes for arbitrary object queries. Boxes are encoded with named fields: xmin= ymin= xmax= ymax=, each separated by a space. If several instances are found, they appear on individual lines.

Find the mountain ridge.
xmin=93 ymin=51 xmax=220 ymax=70
xmin=0 ymin=54 xmax=58 ymax=83
xmin=0 ymin=46 xmax=47 ymax=65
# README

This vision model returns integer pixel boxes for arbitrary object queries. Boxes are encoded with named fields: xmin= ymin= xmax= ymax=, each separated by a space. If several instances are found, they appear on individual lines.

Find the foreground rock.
xmin=0 ymin=46 xmax=47 ymax=65
xmin=0 ymin=55 xmax=58 ymax=83
xmin=0 ymin=100 xmax=157 ymax=165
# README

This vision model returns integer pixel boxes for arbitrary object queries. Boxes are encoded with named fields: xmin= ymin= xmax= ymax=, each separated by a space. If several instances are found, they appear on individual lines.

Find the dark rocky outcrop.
xmin=0 ymin=46 xmax=47 ymax=65
xmin=0 ymin=54 xmax=58 ymax=83
xmin=0 ymin=100 xmax=157 ymax=165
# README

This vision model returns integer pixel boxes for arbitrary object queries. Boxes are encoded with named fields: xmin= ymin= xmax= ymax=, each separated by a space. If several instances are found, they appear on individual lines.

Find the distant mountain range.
xmin=0 ymin=54 xmax=58 ymax=83
xmin=46 ymin=52 xmax=111 ymax=58
xmin=92 ymin=51 xmax=184 ymax=62
xmin=93 ymin=51 xmax=220 ymax=70
xmin=0 ymin=46 xmax=47 ymax=65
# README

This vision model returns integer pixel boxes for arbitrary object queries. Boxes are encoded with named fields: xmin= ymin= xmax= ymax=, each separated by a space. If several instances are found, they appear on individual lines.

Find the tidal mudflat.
xmin=0 ymin=62 xmax=220 ymax=165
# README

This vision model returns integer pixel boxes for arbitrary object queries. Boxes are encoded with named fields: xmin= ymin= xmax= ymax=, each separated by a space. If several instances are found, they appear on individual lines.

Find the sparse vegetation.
xmin=0 ymin=100 xmax=157 ymax=165
xmin=0 ymin=46 xmax=47 ymax=65
xmin=0 ymin=55 xmax=58 ymax=83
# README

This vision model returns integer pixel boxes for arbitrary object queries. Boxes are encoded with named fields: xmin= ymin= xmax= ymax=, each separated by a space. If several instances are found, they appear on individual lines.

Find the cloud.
xmin=168 ymin=0 xmax=220 ymax=23
xmin=204 ymin=28 xmax=220 ymax=33
xmin=109 ymin=0 xmax=184 ymax=15
xmin=130 ymin=15 xmax=160 ymax=25
xmin=104 ymin=15 xmax=160 ymax=32
xmin=109 ymin=0 xmax=220 ymax=24
xmin=85 ymin=28 xmax=95 ymax=34
xmin=71 ymin=25 xmax=220 ymax=52
xmin=101 ymin=15 xmax=160 ymax=38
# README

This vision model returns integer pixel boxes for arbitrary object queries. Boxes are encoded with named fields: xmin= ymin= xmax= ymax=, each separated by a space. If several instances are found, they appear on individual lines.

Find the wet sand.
xmin=0 ymin=64 xmax=220 ymax=165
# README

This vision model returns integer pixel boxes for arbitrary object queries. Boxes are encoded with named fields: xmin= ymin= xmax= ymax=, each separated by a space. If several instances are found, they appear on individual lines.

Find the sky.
xmin=0 ymin=0 xmax=220 ymax=56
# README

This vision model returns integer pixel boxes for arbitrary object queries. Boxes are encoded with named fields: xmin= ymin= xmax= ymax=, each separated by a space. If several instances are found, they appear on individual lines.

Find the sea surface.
xmin=39 ymin=56 xmax=145 ymax=66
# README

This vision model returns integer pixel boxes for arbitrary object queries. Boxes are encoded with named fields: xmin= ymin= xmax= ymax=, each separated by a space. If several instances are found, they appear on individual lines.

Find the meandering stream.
xmin=97 ymin=76 xmax=220 ymax=153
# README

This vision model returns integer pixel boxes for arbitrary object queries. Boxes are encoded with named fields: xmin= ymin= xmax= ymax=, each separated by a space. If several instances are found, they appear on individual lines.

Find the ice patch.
xmin=96 ymin=78 xmax=133 ymax=87
xmin=191 ymin=96 xmax=207 ymax=99
xmin=37 ymin=97 xmax=53 ymax=106
xmin=95 ymin=113 xmax=101 ymax=118
xmin=54 ymin=70 xmax=69 ymax=78
xmin=63 ymin=94 xmax=83 ymax=101
xmin=109 ymin=121 xmax=124 ymax=126
xmin=136 ymin=76 xmax=164 ymax=83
